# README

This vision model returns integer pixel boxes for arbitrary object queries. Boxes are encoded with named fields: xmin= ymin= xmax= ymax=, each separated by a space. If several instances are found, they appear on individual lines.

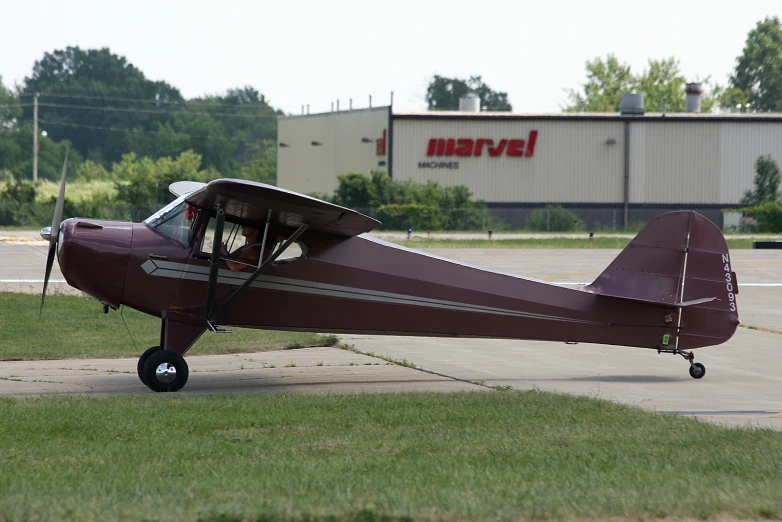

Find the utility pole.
xmin=32 ymin=93 xmax=39 ymax=184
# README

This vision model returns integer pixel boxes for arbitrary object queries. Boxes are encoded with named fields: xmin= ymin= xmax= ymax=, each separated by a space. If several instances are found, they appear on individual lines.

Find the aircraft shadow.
xmin=564 ymin=375 xmax=686 ymax=383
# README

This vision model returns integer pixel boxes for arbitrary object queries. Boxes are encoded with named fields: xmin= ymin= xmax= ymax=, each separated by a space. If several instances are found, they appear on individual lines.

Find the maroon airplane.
xmin=41 ymin=154 xmax=740 ymax=392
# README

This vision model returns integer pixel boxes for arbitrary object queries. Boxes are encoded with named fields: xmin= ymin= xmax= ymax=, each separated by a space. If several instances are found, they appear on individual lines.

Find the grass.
xmin=392 ymin=237 xmax=757 ymax=249
xmin=0 ymin=292 xmax=337 ymax=360
xmin=33 ymin=179 xmax=117 ymax=203
xmin=0 ymin=392 xmax=780 ymax=521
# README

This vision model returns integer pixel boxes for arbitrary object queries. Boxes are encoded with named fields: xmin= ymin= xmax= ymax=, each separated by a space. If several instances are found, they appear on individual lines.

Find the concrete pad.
xmin=341 ymin=326 xmax=782 ymax=430
xmin=0 ymin=347 xmax=481 ymax=397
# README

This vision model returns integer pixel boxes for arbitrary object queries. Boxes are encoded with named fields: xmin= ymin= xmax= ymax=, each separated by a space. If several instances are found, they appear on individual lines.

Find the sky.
xmin=2 ymin=0 xmax=780 ymax=115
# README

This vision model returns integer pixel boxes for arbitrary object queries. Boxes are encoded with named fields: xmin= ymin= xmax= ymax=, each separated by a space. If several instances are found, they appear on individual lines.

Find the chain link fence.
xmin=0 ymin=200 xmax=730 ymax=232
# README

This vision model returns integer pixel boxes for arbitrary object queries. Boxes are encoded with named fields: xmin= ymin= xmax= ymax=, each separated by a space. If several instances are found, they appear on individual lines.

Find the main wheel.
xmin=142 ymin=350 xmax=189 ymax=392
xmin=137 ymin=346 xmax=162 ymax=386
xmin=689 ymin=362 xmax=706 ymax=379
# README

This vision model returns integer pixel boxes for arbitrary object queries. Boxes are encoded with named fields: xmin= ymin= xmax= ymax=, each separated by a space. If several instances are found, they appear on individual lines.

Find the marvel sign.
xmin=426 ymin=130 xmax=538 ymax=158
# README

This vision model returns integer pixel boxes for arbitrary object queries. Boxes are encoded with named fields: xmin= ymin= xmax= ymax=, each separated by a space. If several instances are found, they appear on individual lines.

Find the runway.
xmin=1 ymin=240 xmax=781 ymax=429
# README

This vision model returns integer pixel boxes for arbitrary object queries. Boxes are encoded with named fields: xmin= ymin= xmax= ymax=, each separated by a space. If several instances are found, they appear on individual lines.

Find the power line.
xmin=22 ymin=91 xmax=277 ymax=110
xmin=37 ymin=118 xmax=276 ymax=144
xmin=37 ymin=101 xmax=279 ymax=119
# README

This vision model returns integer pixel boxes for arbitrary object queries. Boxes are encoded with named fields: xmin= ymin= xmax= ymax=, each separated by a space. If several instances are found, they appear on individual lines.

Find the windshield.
xmin=144 ymin=196 xmax=196 ymax=245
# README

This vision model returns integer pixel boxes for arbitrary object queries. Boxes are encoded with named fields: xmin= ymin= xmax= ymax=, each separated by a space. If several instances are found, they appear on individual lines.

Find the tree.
xmin=0 ymin=76 xmax=20 ymax=130
xmin=634 ymin=58 xmax=687 ymax=112
xmin=426 ymin=75 xmax=512 ymax=111
xmin=728 ymin=16 xmax=782 ymax=112
xmin=564 ymin=55 xmax=717 ymax=112
xmin=113 ymin=151 xmax=218 ymax=206
xmin=329 ymin=172 xmax=490 ymax=230
xmin=564 ymin=55 xmax=633 ymax=112
xmin=741 ymin=155 xmax=781 ymax=205
xmin=19 ymin=47 xmax=184 ymax=163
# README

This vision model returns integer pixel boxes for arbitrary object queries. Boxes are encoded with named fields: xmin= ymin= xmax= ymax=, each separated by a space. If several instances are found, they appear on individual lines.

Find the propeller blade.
xmin=50 ymin=148 xmax=69 ymax=239
xmin=40 ymin=240 xmax=57 ymax=315
xmin=40 ymin=149 xmax=69 ymax=315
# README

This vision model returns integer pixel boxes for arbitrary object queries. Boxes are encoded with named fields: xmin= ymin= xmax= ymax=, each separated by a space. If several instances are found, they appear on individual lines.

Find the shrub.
xmin=526 ymin=205 xmax=583 ymax=231
xmin=740 ymin=201 xmax=782 ymax=232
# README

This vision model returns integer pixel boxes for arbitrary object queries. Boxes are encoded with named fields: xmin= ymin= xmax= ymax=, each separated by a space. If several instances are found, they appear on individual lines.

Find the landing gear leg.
xmin=659 ymin=348 xmax=706 ymax=379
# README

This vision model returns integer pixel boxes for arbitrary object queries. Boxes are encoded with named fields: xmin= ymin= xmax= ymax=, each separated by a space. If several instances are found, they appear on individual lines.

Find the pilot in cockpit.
xmin=221 ymin=225 xmax=263 ymax=272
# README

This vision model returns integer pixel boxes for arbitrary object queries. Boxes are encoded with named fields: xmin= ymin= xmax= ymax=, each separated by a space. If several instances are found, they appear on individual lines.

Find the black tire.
xmin=689 ymin=362 xmax=706 ymax=379
xmin=142 ymin=350 xmax=189 ymax=392
xmin=137 ymin=346 xmax=162 ymax=386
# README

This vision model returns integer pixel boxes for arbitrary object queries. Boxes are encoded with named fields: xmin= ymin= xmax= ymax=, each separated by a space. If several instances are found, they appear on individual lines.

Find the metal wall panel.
xmin=392 ymin=119 xmax=625 ymax=203
xmin=628 ymin=122 xmax=721 ymax=204
xmin=277 ymin=108 xmax=389 ymax=196
xmin=629 ymin=121 xmax=782 ymax=204
xmin=719 ymin=123 xmax=782 ymax=204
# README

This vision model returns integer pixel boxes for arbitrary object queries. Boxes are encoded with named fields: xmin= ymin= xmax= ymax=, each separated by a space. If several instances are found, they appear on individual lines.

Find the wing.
xmin=169 ymin=181 xmax=207 ymax=197
xmin=185 ymin=179 xmax=380 ymax=237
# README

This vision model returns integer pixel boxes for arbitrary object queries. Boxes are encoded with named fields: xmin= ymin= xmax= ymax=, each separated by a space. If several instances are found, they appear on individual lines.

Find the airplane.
xmin=40 ymin=152 xmax=740 ymax=392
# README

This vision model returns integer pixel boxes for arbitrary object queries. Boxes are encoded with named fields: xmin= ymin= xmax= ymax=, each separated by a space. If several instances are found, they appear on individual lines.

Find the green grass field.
xmin=34 ymin=179 xmax=117 ymax=202
xmin=393 ymin=237 xmax=757 ymax=249
xmin=0 ymin=292 xmax=337 ymax=360
xmin=0 ymin=392 xmax=780 ymax=521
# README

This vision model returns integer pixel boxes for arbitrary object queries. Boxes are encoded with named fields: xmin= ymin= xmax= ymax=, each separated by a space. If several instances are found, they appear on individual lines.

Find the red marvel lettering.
xmin=426 ymin=133 xmax=539 ymax=157
xmin=525 ymin=130 xmax=538 ymax=157
xmin=427 ymin=139 xmax=437 ymax=156
xmin=488 ymin=139 xmax=508 ymax=157
xmin=507 ymin=139 xmax=525 ymax=157
xmin=474 ymin=139 xmax=490 ymax=156
xmin=454 ymin=139 xmax=474 ymax=156
xmin=445 ymin=139 xmax=455 ymax=156
xmin=435 ymin=139 xmax=446 ymax=156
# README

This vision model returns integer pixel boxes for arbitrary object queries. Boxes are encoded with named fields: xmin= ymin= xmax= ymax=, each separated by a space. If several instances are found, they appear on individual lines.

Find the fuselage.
xmin=57 ymin=214 xmax=685 ymax=352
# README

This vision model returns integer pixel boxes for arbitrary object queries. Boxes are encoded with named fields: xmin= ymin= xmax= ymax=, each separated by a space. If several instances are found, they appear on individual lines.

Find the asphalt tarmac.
xmin=1 ymin=238 xmax=781 ymax=429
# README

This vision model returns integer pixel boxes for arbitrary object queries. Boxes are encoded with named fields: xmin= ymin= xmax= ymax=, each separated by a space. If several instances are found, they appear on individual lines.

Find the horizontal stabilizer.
xmin=595 ymin=293 xmax=717 ymax=309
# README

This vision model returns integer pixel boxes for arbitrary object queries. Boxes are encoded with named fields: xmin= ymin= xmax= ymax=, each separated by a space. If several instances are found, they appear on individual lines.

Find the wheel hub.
xmin=155 ymin=363 xmax=177 ymax=384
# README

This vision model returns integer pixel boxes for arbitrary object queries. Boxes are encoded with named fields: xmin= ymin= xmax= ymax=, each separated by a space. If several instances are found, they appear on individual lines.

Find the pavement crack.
xmin=337 ymin=343 xmax=488 ymax=390
xmin=739 ymin=323 xmax=782 ymax=335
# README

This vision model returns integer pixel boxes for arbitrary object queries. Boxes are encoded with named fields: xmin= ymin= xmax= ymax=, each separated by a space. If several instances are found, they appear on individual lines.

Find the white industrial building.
xmin=277 ymin=94 xmax=782 ymax=229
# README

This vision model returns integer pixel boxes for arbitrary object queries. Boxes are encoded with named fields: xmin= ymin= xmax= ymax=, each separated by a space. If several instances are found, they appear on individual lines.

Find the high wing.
xmin=185 ymin=179 xmax=380 ymax=236
xmin=169 ymin=181 xmax=207 ymax=197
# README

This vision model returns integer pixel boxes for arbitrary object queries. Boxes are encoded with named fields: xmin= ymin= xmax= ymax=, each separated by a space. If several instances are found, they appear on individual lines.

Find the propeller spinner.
xmin=40 ymin=149 xmax=69 ymax=314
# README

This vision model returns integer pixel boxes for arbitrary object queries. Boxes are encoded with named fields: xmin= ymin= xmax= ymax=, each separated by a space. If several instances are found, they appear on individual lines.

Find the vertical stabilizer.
xmin=586 ymin=211 xmax=739 ymax=349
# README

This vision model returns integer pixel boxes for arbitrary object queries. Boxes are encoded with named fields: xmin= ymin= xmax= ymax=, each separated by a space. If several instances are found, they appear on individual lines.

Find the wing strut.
xmin=206 ymin=221 xmax=309 ymax=328
xmin=204 ymin=205 xmax=226 ymax=323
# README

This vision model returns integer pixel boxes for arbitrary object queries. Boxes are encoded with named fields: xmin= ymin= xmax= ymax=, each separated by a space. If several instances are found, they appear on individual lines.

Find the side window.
xmin=146 ymin=200 xmax=197 ymax=246
xmin=196 ymin=219 xmax=306 ymax=267
xmin=199 ymin=218 xmax=242 ymax=256
xmin=271 ymin=237 xmax=307 ymax=265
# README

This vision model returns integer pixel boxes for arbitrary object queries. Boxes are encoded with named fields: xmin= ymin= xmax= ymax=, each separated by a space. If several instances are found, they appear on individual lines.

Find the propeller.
xmin=40 ymin=149 xmax=69 ymax=315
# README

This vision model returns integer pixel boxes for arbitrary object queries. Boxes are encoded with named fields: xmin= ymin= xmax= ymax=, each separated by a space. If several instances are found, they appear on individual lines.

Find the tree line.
xmin=0 ymin=46 xmax=279 ymax=187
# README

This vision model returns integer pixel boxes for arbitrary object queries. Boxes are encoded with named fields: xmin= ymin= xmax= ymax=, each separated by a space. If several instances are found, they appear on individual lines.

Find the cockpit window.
xmin=144 ymin=197 xmax=196 ymax=245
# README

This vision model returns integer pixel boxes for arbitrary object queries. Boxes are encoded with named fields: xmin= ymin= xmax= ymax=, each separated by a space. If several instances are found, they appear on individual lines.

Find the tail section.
xmin=586 ymin=211 xmax=739 ymax=349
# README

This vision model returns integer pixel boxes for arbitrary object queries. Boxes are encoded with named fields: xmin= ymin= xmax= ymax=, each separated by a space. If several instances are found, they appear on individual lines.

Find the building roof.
xmin=391 ymin=110 xmax=782 ymax=123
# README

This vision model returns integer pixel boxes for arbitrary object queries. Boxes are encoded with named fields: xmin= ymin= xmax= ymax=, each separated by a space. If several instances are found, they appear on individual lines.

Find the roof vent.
xmin=620 ymin=93 xmax=645 ymax=115
xmin=685 ymin=82 xmax=703 ymax=113
xmin=458 ymin=96 xmax=480 ymax=112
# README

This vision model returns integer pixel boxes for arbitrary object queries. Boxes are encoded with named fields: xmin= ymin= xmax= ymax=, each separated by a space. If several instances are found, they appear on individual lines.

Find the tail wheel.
xmin=137 ymin=346 xmax=162 ymax=386
xmin=142 ymin=350 xmax=189 ymax=392
xmin=689 ymin=362 xmax=706 ymax=379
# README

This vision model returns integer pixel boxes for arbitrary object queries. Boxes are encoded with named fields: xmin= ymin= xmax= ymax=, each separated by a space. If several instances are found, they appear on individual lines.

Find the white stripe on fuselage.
xmin=140 ymin=259 xmax=604 ymax=325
